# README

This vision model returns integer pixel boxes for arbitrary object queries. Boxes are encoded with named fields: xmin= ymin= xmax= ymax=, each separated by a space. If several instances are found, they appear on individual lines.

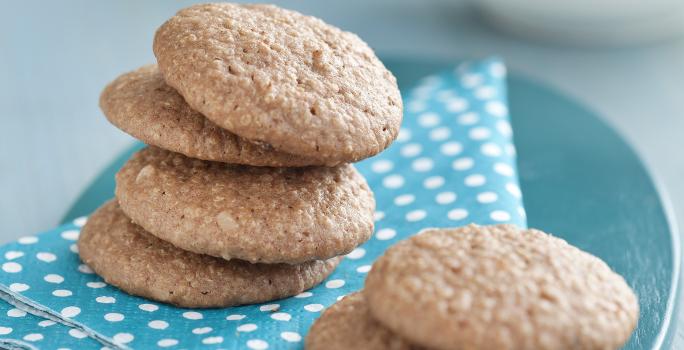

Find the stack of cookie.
xmin=307 ymin=225 xmax=639 ymax=350
xmin=78 ymin=3 xmax=402 ymax=308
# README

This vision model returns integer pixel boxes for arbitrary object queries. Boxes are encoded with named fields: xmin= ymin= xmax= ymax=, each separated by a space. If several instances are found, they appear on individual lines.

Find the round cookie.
xmin=153 ymin=3 xmax=402 ymax=164
xmin=364 ymin=225 xmax=639 ymax=350
xmin=78 ymin=200 xmax=341 ymax=308
xmin=306 ymin=292 xmax=421 ymax=350
xmin=100 ymin=65 xmax=323 ymax=167
xmin=115 ymin=146 xmax=374 ymax=264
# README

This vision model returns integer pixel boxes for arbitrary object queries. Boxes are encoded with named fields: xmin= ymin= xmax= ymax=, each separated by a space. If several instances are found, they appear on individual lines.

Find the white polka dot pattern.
xmin=0 ymin=300 xmax=102 ymax=348
xmin=0 ymin=58 xmax=525 ymax=349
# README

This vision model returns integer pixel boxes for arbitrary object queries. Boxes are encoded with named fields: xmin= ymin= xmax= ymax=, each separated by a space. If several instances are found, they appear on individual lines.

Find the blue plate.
xmin=62 ymin=58 xmax=679 ymax=349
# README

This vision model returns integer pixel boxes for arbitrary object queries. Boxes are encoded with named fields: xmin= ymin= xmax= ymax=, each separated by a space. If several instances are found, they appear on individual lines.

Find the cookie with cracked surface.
xmin=115 ymin=146 xmax=374 ymax=264
xmin=153 ymin=3 xmax=402 ymax=164
xmin=306 ymin=292 xmax=422 ymax=350
xmin=100 ymin=65 xmax=323 ymax=167
xmin=78 ymin=200 xmax=341 ymax=308
xmin=364 ymin=224 xmax=639 ymax=350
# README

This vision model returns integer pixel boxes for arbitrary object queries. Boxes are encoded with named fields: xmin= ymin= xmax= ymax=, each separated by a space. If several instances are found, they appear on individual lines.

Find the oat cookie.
xmin=115 ymin=147 xmax=374 ymax=264
xmin=364 ymin=225 xmax=639 ymax=350
xmin=306 ymin=292 xmax=421 ymax=350
xmin=100 ymin=65 xmax=322 ymax=167
xmin=153 ymin=3 xmax=402 ymax=164
xmin=78 ymin=200 xmax=341 ymax=308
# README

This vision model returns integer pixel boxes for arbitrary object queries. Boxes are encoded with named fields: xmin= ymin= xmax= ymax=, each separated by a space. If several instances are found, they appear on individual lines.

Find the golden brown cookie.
xmin=100 ymin=65 xmax=322 ymax=167
xmin=153 ymin=3 xmax=402 ymax=164
xmin=78 ymin=200 xmax=341 ymax=308
xmin=306 ymin=292 xmax=421 ymax=350
xmin=115 ymin=147 xmax=374 ymax=264
xmin=364 ymin=225 xmax=639 ymax=350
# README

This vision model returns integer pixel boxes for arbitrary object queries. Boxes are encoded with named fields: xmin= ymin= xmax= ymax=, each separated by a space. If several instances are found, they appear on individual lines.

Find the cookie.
xmin=364 ymin=225 xmax=639 ymax=350
xmin=100 ymin=65 xmax=323 ymax=167
xmin=115 ymin=146 xmax=374 ymax=264
xmin=153 ymin=3 xmax=402 ymax=164
xmin=306 ymin=292 xmax=420 ymax=350
xmin=78 ymin=200 xmax=341 ymax=308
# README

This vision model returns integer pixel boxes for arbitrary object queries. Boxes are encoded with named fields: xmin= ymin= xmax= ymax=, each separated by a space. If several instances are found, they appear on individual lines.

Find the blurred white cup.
xmin=475 ymin=0 xmax=684 ymax=46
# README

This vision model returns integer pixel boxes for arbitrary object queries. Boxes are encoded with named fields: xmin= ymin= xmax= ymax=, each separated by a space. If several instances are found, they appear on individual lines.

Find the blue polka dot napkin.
xmin=0 ymin=58 xmax=526 ymax=350
xmin=0 ymin=292 xmax=101 ymax=350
